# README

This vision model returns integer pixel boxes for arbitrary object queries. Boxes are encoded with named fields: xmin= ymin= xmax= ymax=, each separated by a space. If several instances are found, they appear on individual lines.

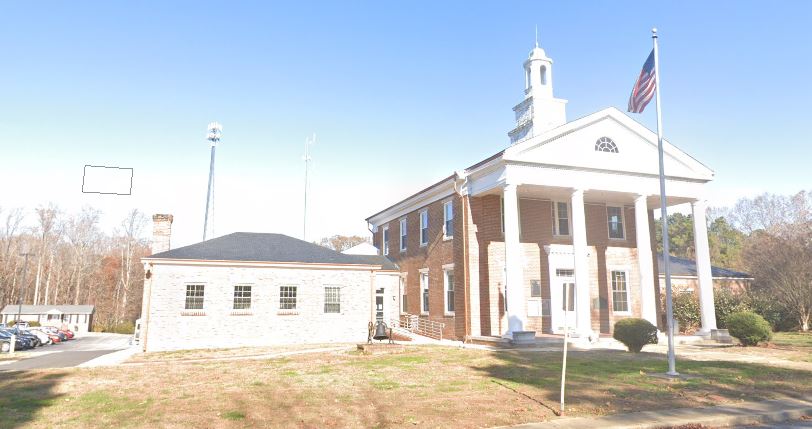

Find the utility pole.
xmin=302 ymin=134 xmax=316 ymax=241
xmin=203 ymin=122 xmax=222 ymax=241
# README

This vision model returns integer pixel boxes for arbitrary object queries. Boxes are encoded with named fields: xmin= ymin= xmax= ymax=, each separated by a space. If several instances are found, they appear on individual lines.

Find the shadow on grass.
xmin=471 ymin=348 xmax=812 ymax=416
xmin=0 ymin=370 xmax=67 ymax=428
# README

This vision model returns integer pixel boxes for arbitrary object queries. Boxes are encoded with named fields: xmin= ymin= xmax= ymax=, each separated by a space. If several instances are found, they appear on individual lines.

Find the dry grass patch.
xmin=1 ymin=346 xmax=811 ymax=428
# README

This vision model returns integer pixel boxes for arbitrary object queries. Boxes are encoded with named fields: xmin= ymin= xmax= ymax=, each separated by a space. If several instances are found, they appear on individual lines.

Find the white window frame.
xmin=552 ymin=201 xmax=572 ymax=237
xmin=400 ymin=274 xmax=408 ymax=314
xmin=610 ymin=269 xmax=631 ymax=314
xmin=419 ymin=268 xmax=429 ymax=314
xmin=324 ymin=286 xmax=341 ymax=314
xmin=607 ymin=206 xmax=626 ymax=240
xmin=419 ymin=209 xmax=429 ymax=247
xmin=279 ymin=285 xmax=298 ymax=311
xmin=399 ymin=218 xmax=407 ymax=252
xmin=382 ymin=225 xmax=390 ymax=255
xmin=443 ymin=200 xmax=454 ymax=240
xmin=184 ymin=284 xmax=205 ymax=310
xmin=443 ymin=264 xmax=455 ymax=315
xmin=500 ymin=196 xmax=505 ymax=234
xmin=232 ymin=284 xmax=252 ymax=310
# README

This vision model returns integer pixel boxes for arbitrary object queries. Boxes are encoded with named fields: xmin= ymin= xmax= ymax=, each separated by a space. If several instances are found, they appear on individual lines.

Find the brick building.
xmin=367 ymin=43 xmax=719 ymax=341
xmin=139 ymin=216 xmax=399 ymax=352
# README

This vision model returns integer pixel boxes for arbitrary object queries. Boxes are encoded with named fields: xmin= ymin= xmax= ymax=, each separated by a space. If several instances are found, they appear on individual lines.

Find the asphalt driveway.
xmin=0 ymin=333 xmax=133 ymax=371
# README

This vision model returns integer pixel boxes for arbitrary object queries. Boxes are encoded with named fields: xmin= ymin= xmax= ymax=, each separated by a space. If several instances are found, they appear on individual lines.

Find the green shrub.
xmin=714 ymin=289 xmax=750 ymax=329
xmin=613 ymin=318 xmax=659 ymax=352
xmin=748 ymin=294 xmax=797 ymax=332
xmin=7 ymin=320 xmax=40 ymax=327
xmin=93 ymin=321 xmax=135 ymax=334
xmin=726 ymin=311 xmax=772 ymax=346
xmin=671 ymin=292 xmax=701 ymax=333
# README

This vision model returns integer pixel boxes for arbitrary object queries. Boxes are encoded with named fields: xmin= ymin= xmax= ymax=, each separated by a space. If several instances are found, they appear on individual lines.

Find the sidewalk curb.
xmin=500 ymin=398 xmax=812 ymax=429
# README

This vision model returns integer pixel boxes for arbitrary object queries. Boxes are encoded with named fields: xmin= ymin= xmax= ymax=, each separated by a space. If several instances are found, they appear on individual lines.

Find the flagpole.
xmin=652 ymin=27 xmax=678 ymax=376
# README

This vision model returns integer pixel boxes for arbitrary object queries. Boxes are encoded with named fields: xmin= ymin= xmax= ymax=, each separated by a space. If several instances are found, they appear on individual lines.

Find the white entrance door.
xmin=552 ymin=269 xmax=577 ymax=332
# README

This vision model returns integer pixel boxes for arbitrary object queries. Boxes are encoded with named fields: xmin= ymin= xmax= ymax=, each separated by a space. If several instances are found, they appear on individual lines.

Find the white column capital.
xmin=634 ymin=194 xmax=649 ymax=203
xmin=571 ymin=188 xmax=585 ymax=198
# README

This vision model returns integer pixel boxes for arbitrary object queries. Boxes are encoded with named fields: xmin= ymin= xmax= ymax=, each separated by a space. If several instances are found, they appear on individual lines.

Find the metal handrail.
xmin=397 ymin=313 xmax=445 ymax=340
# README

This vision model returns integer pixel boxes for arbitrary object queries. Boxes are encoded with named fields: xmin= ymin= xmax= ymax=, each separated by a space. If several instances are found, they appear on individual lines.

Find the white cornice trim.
xmin=140 ymin=258 xmax=382 ymax=271
xmin=367 ymin=177 xmax=458 ymax=227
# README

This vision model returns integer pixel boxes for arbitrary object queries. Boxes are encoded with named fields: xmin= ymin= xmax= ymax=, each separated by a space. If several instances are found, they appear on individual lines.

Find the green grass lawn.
xmin=772 ymin=331 xmax=812 ymax=348
xmin=1 ymin=346 xmax=811 ymax=428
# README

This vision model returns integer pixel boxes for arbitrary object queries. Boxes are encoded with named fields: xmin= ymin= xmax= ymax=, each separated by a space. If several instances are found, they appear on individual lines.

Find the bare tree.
xmin=744 ymin=231 xmax=812 ymax=331
xmin=318 ymin=235 xmax=369 ymax=252
xmin=114 ymin=209 xmax=147 ymax=324
xmin=64 ymin=206 xmax=101 ymax=305
xmin=32 ymin=204 xmax=59 ymax=305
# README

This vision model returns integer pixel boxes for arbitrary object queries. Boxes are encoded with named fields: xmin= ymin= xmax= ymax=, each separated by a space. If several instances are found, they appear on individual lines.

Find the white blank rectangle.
xmin=82 ymin=165 xmax=133 ymax=195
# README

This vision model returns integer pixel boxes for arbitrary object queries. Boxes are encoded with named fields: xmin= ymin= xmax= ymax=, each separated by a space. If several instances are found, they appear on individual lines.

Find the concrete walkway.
xmin=501 ymin=397 xmax=812 ymax=429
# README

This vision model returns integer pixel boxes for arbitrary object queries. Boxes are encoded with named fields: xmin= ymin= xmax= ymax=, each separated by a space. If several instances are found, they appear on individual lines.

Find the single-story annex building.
xmin=139 ymin=215 xmax=400 ymax=352
xmin=0 ymin=305 xmax=95 ymax=332
xmin=658 ymin=254 xmax=753 ymax=296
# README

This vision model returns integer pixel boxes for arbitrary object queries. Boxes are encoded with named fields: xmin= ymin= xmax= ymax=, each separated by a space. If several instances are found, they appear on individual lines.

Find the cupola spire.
xmin=508 ymin=39 xmax=569 ymax=144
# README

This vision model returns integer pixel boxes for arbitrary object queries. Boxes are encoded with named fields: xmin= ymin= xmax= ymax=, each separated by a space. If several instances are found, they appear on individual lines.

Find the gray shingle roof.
xmin=1 ymin=305 xmax=95 ymax=315
xmin=657 ymin=254 xmax=751 ymax=279
xmin=145 ymin=232 xmax=397 ymax=268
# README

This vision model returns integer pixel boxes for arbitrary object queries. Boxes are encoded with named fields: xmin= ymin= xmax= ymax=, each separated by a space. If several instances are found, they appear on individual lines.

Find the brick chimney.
xmin=151 ymin=214 xmax=174 ymax=254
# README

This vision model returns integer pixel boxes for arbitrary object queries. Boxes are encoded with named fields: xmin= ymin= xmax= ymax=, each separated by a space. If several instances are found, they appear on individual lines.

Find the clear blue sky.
xmin=1 ymin=1 xmax=810 ymax=247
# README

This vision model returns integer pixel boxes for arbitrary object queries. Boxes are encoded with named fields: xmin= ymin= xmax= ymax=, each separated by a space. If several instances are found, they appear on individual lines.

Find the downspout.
xmin=453 ymin=172 xmax=470 ymax=341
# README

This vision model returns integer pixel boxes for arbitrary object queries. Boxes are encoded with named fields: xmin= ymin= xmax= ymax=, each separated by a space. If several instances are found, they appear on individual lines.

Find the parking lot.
xmin=0 ymin=332 xmax=133 ymax=371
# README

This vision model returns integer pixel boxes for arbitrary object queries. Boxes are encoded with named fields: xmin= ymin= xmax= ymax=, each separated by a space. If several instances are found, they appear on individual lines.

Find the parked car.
xmin=23 ymin=328 xmax=52 ymax=345
xmin=8 ymin=329 xmax=40 ymax=348
xmin=0 ymin=330 xmax=32 ymax=350
xmin=30 ymin=328 xmax=60 ymax=344
xmin=40 ymin=327 xmax=68 ymax=342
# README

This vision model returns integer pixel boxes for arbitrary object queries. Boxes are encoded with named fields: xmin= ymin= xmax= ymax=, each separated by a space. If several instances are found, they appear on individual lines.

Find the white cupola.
xmin=509 ymin=42 xmax=568 ymax=144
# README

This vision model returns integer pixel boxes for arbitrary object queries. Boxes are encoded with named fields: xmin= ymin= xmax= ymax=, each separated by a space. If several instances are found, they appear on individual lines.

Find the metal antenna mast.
xmin=203 ymin=122 xmax=222 ymax=241
xmin=302 ymin=133 xmax=316 ymax=241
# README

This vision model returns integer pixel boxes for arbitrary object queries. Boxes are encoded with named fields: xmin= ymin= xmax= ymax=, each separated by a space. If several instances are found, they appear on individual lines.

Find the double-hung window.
xmin=553 ymin=202 xmax=570 ymax=236
xmin=324 ymin=286 xmax=341 ymax=313
xmin=382 ymin=226 xmax=390 ymax=255
xmin=279 ymin=286 xmax=297 ymax=310
xmin=420 ymin=270 xmax=429 ymax=313
xmin=443 ymin=201 xmax=454 ymax=239
xmin=443 ymin=267 xmax=455 ymax=314
xmin=233 ymin=285 xmax=252 ymax=310
xmin=399 ymin=218 xmax=407 ymax=252
xmin=611 ymin=271 xmax=629 ymax=312
xmin=400 ymin=276 xmax=408 ymax=313
xmin=419 ymin=210 xmax=429 ymax=246
xmin=607 ymin=206 xmax=625 ymax=239
xmin=185 ymin=284 xmax=204 ymax=310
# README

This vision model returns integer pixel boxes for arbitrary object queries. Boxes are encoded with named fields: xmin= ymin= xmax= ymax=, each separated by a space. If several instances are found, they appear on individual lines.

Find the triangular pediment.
xmin=503 ymin=107 xmax=714 ymax=181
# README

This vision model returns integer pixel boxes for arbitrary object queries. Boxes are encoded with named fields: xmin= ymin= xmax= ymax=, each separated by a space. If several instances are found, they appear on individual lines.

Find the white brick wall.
xmin=143 ymin=263 xmax=379 ymax=352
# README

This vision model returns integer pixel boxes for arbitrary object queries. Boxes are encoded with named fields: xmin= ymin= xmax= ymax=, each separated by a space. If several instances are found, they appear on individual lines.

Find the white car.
xmin=25 ymin=328 xmax=52 ymax=345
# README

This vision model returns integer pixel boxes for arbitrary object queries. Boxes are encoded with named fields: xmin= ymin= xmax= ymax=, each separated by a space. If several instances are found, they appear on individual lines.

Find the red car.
xmin=58 ymin=329 xmax=74 ymax=339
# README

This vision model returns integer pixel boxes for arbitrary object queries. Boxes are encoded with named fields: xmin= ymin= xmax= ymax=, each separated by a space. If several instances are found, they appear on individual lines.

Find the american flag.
xmin=628 ymin=49 xmax=656 ymax=113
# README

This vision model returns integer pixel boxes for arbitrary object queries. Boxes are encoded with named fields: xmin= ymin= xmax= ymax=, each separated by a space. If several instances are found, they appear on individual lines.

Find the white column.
xmin=503 ymin=183 xmax=526 ymax=337
xmin=692 ymin=200 xmax=717 ymax=333
xmin=634 ymin=195 xmax=658 ymax=326
xmin=571 ymin=189 xmax=592 ymax=337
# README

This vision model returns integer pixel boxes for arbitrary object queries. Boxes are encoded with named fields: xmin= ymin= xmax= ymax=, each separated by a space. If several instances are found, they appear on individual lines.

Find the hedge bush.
xmin=714 ymin=289 xmax=750 ymax=329
xmin=671 ymin=292 xmax=701 ymax=333
xmin=7 ymin=320 xmax=41 ymax=327
xmin=613 ymin=318 xmax=658 ymax=352
xmin=93 ymin=321 xmax=135 ymax=334
xmin=726 ymin=311 xmax=772 ymax=346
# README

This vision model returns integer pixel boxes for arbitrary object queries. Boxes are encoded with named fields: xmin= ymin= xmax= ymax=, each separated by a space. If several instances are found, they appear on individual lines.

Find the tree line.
xmin=0 ymin=205 xmax=149 ymax=332
xmin=658 ymin=191 xmax=812 ymax=331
